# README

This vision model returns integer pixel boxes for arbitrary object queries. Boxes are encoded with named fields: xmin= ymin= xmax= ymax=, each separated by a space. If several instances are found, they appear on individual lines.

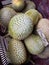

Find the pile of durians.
xmin=0 ymin=0 xmax=49 ymax=65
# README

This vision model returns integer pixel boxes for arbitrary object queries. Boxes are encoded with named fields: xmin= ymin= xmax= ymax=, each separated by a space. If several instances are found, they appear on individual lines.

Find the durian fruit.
xmin=12 ymin=0 xmax=25 ymax=11
xmin=25 ymin=9 xmax=43 ymax=25
xmin=0 ymin=7 xmax=16 ymax=28
xmin=24 ymin=34 xmax=45 ymax=55
xmin=37 ymin=18 xmax=49 ymax=42
xmin=8 ymin=13 xmax=33 ymax=40
xmin=22 ymin=0 xmax=36 ymax=12
xmin=8 ymin=39 xmax=27 ymax=65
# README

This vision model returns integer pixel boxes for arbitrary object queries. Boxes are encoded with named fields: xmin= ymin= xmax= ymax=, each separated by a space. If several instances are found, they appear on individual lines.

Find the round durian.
xmin=22 ymin=0 xmax=36 ymax=12
xmin=24 ymin=34 xmax=45 ymax=55
xmin=12 ymin=0 xmax=25 ymax=11
xmin=8 ymin=13 xmax=33 ymax=40
xmin=25 ymin=9 xmax=43 ymax=25
xmin=0 ymin=7 xmax=16 ymax=28
xmin=8 ymin=39 xmax=27 ymax=65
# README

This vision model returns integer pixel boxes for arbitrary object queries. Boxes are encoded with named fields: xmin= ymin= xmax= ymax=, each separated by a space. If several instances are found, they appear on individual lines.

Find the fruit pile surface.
xmin=0 ymin=0 xmax=49 ymax=65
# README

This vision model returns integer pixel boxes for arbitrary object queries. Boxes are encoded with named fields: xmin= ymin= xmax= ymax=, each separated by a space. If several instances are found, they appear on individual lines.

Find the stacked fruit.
xmin=0 ymin=0 xmax=49 ymax=65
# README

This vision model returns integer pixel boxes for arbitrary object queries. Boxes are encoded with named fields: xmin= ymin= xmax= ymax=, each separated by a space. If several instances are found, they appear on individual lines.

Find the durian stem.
xmin=27 ymin=56 xmax=35 ymax=65
xmin=29 ymin=59 xmax=35 ymax=65
xmin=3 ymin=33 xmax=10 ymax=38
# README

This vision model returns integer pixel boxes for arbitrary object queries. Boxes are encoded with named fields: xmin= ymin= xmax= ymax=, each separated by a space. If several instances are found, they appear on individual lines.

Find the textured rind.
xmin=0 ymin=7 xmax=16 ymax=27
xmin=22 ymin=0 xmax=36 ymax=12
xmin=24 ymin=34 xmax=45 ymax=55
xmin=8 ymin=13 xmax=33 ymax=40
xmin=8 ymin=39 xmax=27 ymax=65
xmin=12 ymin=0 xmax=25 ymax=11
xmin=25 ymin=9 xmax=42 ymax=25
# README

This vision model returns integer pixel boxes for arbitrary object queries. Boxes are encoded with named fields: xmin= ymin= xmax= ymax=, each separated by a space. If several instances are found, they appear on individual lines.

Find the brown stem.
xmin=3 ymin=33 xmax=10 ymax=38
xmin=29 ymin=59 xmax=35 ymax=65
